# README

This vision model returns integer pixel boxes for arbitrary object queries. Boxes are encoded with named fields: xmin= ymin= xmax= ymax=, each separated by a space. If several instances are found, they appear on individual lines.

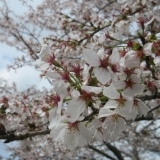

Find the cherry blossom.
xmin=98 ymin=109 xmax=126 ymax=142
xmin=67 ymin=86 xmax=102 ymax=122
xmin=1 ymin=0 xmax=160 ymax=158
xmin=102 ymin=84 xmax=134 ymax=119
xmin=83 ymin=48 xmax=119 ymax=84
xmin=114 ymin=74 xmax=144 ymax=97
xmin=49 ymin=80 xmax=69 ymax=128
xmin=50 ymin=116 xmax=92 ymax=150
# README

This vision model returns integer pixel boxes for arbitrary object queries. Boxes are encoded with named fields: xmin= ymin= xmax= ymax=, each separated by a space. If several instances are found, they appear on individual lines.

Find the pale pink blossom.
xmin=49 ymin=80 xmax=69 ymax=128
xmin=102 ymin=84 xmax=133 ymax=118
xmin=35 ymin=44 xmax=55 ymax=71
xmin=88 ymin=118 xmax=103 ymax=141
xmin=114 ymin=74 xmax=144 ymax=97
xmin=123 ymin=50 xmax=140 ymax=68
xmin=98 ymin=109 xmax=126 ymax=142
xmin=67 ymin=86 xmax=102 ymax=122
xmin=50 ymin=117 xmax=92 ymax=150
xmin=83 ymin=48 xmax=119 ymax=84
xmin=143 ymin=43 xmax=154 ymax=56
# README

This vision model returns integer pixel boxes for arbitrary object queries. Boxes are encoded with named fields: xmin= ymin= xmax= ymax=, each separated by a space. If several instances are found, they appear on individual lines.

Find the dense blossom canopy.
xmin=1 ymin=0 xmax=160 ymax=159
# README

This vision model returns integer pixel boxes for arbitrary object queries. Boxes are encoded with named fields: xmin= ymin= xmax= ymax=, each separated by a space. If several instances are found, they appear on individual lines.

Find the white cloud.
xmin=0 ymin=65 xmax=52 ymax=91
xmin=0 ymin=43 xmax=52 ymax=91
xmin=0 ymin=43 xmax=24 ymax=68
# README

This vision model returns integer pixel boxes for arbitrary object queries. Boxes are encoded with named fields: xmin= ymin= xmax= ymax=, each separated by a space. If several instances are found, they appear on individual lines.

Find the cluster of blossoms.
xmin=34 ymin=35 xmax=160 ymax=149
xmin=32 ymin=1 xmax=160 ymax=148
xmin=0 ymin=79 xmax=50 ymax=134
xmin=1 ymin=0 xmax=160 ymax=157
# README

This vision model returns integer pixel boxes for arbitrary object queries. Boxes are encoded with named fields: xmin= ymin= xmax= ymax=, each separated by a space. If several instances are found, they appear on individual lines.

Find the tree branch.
xmin=1 ymin=104 xmax=160 ymax=143
xmin=148 ymin=104 xmax=160 ymax=114
xmin=0 ymin=129 xmax=50 ymax=143
xmin=88 ymin=144 xmax=116 ymax=160
xmin=137 ymin=92 xmax=160 ymax=101
xmin=105 ymin=143 xmax=124 ymax=160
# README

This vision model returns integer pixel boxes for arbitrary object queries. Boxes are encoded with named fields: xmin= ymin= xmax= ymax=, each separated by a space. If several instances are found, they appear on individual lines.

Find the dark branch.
xmin=105 ymin=143 xmax=124 ymax=160
xmin=0 ymin=129 xmax=50 ymax=143
xmin=1 ymin=104 xmax=160 ymax=143
xmin=137 ymin=92 xmax=160 ymax=101
xmin=88 ymin=144 xmax=116 ymax=160
xmin=148 ymin=104 xmax=160 ymax=114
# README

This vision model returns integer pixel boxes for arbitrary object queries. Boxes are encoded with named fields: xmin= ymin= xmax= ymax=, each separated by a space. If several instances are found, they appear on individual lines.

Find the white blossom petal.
xmin=78 ymin=122 xmax=92 ymax=142
xmin=135 ymin=98 xmax=150 ymax=116
xmin=55 ymin=80 xmax=68 ymax=99
xmin=98 ymin=108 xmax=115 ymax=118
xmin=114 ymin=80 xmax=126 ymax=89
xmin=131 ymin=74 xmax=141 ymax=83
xmin=124 ymin=50 xmax=140 ymax=68
xmin=83 ymin=49 xmax=100 ymax=67
xmin=103 ymin=85 xmax=120 ymax=99
xmin=39 ymin=44 xmax=51 ymax=58
xmin=110 ymin=48 xmax=120 ymax=63
xmin=104 ymin=100 xmax=118 ymax=109
xmin=143 ymin=43 xmax=153 ymax=56
xmin=46 ymin=71 xmax=61 ymax=79
xmin=67 ymin=98 xmax=86 ymax=122
xmin=50 ymin=123 xmax=66 ymax=141
xmin=132 ymin=84 xmax=144 ymax=95
xmin=94 ymin=67 xmax=111 ymax=84
xmin=81 ymin=86 xmax=102 ymax=94
xmin=63 ymin=132 xmax=78 ymax=150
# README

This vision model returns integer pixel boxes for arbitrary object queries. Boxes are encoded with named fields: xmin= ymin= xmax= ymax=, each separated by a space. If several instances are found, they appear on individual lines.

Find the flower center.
xmin=79 ymin=90 xmax=93 ymax=101
xmin=100 ymin=57 xmax=109 ymax=68
xmin=111 ymin=63 xmax=120 ymax=73
xmin=71 ymin=63 xmax=82 ymax=78
xmin=42 ymin=54 xmax=55 ymax=64
xmin=60 ymin=71 xmax=70 ymax=82
xmin=52 ymin=95 xmax=61 ymax=106
xmin=125 ymin=78 xmax=134 ymax=88
xmin=116 ymin=95 xmax=126 ymax=108
xmin=67 ymin=122 xmax=78 ymax=134
xmin=111 ymin=114 xmax=119 ymax=122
